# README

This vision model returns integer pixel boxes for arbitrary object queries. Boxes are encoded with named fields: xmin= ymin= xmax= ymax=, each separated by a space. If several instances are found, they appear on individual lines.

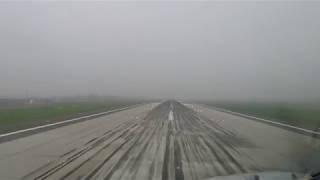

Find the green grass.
xmin=205 ymin=102 xmax=320 ymax=130
xmin=0 ymin=101 xmax=136 ymax=134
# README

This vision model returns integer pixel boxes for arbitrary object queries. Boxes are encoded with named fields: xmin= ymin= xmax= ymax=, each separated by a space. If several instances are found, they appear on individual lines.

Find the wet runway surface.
xmin=0 ymin=101 xmax=318 ymax=180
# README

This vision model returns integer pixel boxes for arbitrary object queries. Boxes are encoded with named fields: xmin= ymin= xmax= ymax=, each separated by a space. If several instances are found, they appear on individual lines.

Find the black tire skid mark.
xmin=83 ymin=123 xmax=148 ymax=180
xmin=30 ymin=121 xmax=138 ymax=180
xmin=89 ymin=103 xmax=169 ymax=179
xmin=24 ymin=116 xmax=141 ymax=180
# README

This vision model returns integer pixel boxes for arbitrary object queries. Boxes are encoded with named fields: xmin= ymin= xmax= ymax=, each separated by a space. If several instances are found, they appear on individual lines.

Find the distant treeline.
xmin=0 ymin=96 xmax=147 ymax=109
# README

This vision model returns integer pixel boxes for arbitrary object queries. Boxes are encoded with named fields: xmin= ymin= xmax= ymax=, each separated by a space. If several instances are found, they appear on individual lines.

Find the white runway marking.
xmin=0 ymin=104 xmax=140 ymax=139
xmin=168 ymin=110 xmax=174 ymax=121
xmin=213 ymin=106 xmax=320 ymax=136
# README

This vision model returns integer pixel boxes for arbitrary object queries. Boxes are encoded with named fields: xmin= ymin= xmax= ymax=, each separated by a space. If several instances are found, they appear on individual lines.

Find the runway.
xmin=0 ymin=101 xmax=318 ymax=180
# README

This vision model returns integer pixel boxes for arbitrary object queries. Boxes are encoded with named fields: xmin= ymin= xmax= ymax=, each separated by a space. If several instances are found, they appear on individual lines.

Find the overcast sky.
xmin=0 ymin=1 xmax=319 ymax=101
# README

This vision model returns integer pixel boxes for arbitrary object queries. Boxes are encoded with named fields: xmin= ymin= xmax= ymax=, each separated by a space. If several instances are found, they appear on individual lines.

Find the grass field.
xmin=205 ymin=102 xmax=320 ymax=131
xmin=0 ymin=101 xmax=138 ymax=134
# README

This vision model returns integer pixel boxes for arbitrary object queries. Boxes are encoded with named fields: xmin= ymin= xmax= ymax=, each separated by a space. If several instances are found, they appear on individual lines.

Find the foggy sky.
xmin=1 ymin=2 xmax=320 ymax=101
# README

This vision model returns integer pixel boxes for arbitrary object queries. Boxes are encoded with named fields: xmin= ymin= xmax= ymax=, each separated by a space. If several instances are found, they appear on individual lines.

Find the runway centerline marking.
xmin=168 ymin=110 xmax=174 ymax=121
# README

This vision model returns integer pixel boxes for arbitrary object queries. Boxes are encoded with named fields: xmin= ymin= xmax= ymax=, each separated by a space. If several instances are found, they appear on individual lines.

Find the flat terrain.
xmin=0 ymin=101 xmax=136 ymax=134
xmin=0 ymin=101 xmax=319 ymax=180
xmin=205 ymin=102 xmax=320 ymax=130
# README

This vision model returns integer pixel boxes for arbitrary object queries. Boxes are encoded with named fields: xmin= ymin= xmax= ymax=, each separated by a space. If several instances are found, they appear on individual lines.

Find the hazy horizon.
xmin=1 ymin=2 xmax=320 ymax=102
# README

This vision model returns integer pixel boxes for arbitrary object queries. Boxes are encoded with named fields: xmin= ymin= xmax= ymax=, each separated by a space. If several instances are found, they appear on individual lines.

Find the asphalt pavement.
xmin=0 ymin=101 xmax=318 ymax=180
